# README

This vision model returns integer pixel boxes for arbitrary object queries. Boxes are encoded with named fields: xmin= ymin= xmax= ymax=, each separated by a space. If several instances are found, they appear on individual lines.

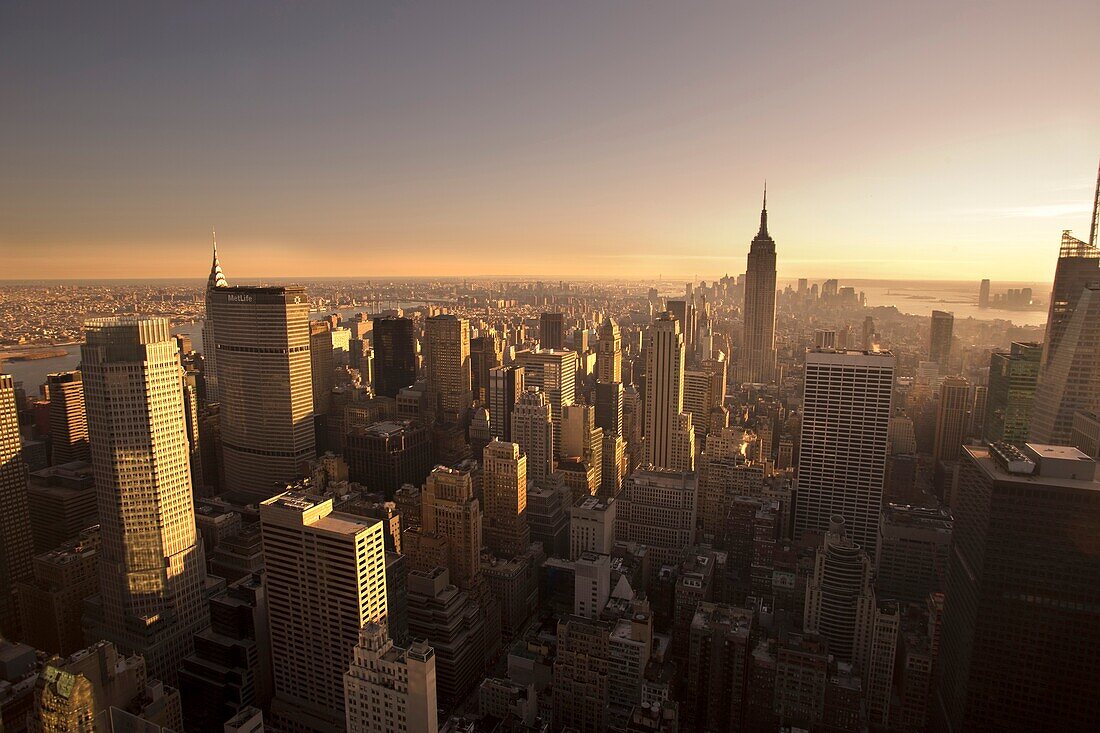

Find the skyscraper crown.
xmin=207 ymin=231 xmax=228 ymax=289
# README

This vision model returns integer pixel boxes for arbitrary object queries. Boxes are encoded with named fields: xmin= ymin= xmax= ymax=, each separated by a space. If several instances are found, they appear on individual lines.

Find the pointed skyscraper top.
xmin=757 ymin=181 xmax=770 ymax=238
xmin=1090 ymin=158 xmax=1099 ymax=247
xmin=207 ymin=230 xmax=228 ymax=289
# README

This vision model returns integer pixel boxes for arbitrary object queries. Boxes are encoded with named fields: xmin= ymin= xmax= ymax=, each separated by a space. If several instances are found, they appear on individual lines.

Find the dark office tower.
xmin=182 ymin=372 xmax=206 ymax=496
xmin=683 ymin=604 xmax=753 ymax=733
xmin=0 ymin=373 xmax=34 ymax=638
xmin=929 ymin=310 xmax=954 ymax=371
xmin=540 ymin=312 xmax=564 ymax=350
xmin=423 ymin=314 xmax=473 ymax=423
xmin=666 ymin=299 xmax=696 ymax=354
xmin=489 ymin=365 xmax=524 ymax=442
xmin=372 ymin=316 xmax=417 ymax=399
xmin=978 ymin=279 xmax=991 ymax=308
xmin=597 ymin=316 xmax=622 ymax=384
xmin=932 ymin=377 xmax=971 ymax=467
xmin=309 ymin=321 xmax=334 ymax=416
xmin=594 ymin=382 xmax=624 ymax=437
xmin=471 ymin=334 xmax=502 ymax=404
xmin=984 ymin=341 xmax=1042 ymax=444
xmin=862 ymin=315 xmax=876 ymax=351
xmin=81 ymin=318 xmax=209 ymax=685
xmin=742 ymin=186 xmax=777 ymax=383
xmin=1030 ymin=285 xmax=1100 ymax=445
xmin=1041 ymin=231 xmax=1100 ymax=371
xmin=796 ymin=350 xmax=895 ymax=555
xmin=208 ymin=283 xmax=315 ymax=500
xmin=46 ymin=371 xmax=89 ymax=465
xmin=936 ymin=443 xmax=1100 ymax=732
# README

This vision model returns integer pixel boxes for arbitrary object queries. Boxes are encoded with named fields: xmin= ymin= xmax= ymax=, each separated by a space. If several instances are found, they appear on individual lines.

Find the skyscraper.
xmin=344 ymin=622 xmax=438 ymax=733
xmin=978 ymin=278 xmax=991 ymax=308
xmin=202 ymin=235 xmax=228 ymax=403
xmin=666 ymin=299 xmax=696 ymax=354
xmin=643 ymin=313 xmax=693 ymax=471
xmin=932 ymin=376 xmax=971 ymax=466
xmin=929 ymin=310 xmax=954 ymax=371
xmin=512 ymin=388 xmax=554 ymax=483
xmin=309 ymin=321 xmax=334 ymax=417
xmin=423 ymin=314 xmax=473 ymax=423
xmin=1030 ymin=285 xmax=1100 ymax=444
xmin=80 ymin=317 xmax=208 ymax=685
xmin=597 ymin=316 xmax=622 ymax=384
xmin=372 ymin=316 xmax=418 ymax=399
xmin=470 ymin=334 xmax=502 ymax=404
xmin=421 ymin=465 xmax=483 ymax=590
xmin=46 ymin=371 xmax=90 ymax=465
xmin=984 ymin=341 xmax=1041 ymax=444
xmin=540 ymin=312 xmax=564 ymax=350
xmin=803 ymin=517 xmax=876 ymax=664
xmin=795 ymin=349 xmax=895 ymax=554
xmin=936 ymin=443 xmax=1100 ymax=732
xmin=516 ymin=349 xmax=577 ymax=455
xmin=0 ymin=373 xmax=34 ymax=638
xmin=489 ymin=364 xmax=524 ymax=442
xmin=260 ymin=492 xmax=388 ymax=732
xmin=482 ymin=440 xmax=530 ymax=558
xmin=741 ymin=187 xmax=777 ymax=384
xmin=1040 ymin=229 xmax=1100 ymax=371
xmin=206 ymin=254 xmax=315 ymax=500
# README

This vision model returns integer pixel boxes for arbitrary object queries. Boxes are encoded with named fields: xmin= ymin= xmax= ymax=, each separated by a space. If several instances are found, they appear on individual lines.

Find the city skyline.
xmin=2 ymin=1 xmax=1098 ymax=281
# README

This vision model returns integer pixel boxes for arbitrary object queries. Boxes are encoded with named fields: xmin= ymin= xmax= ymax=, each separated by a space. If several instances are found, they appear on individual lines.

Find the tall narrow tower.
xmin=0 ymin=373 xmax=34 ymax=638
xmin=741 ymin=185 xmax=777 ymax=384
xmin=81 ymin=317 xmax=209 ymax=685
xmin=597 ymin=316 xmax=622 ymax=384
xmin=202 ymin=232 xmax=228 ymax=403
xmin=643 ymin=313 xmax=693 ymax=471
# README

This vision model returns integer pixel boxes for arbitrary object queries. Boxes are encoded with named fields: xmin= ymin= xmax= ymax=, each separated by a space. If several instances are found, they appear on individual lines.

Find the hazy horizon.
xmin=2 ymin=1 xmax=1098 ymax=281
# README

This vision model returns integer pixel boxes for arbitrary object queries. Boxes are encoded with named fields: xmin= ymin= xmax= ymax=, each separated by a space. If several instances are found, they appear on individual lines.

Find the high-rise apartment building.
xmin=597 ymin=316 xmax=622 ymax=384
xmin=511 ymin=387 xmax=555 ymax=483
xmin=0 ymin=373 xmax=34 ymax=639
xmin=540 ymin=312 xmax=564 ymax=351
xmin=932 ymin=376 xmax=971 ymax=466
xmin=482 ymin=440 xmax=530 ymax=558
xmin=795 ymin=349 xmax=895 ymax=554
xmin=46 ymin=371 xmax=90 ymax=465
xmin=742 ymin=189 xmax=777 ymax=383
xmin=16 ymin=527 xmax=99 ymax=656
xmin=929 ymin=310 xmax=954 ymax=370
xmin=553 ymin=615 xmax=613 ymax=733
xmin=489 ymin=365 xmax=524 ymax=442
xmin=643 ymin=313 xmax=693 ymax=471
xmin=80 ymin=318 xmax=208 ymax=685
xmin=684 ymin=603 xmax=753 ymax=733
xmin=207 ymin=272 xmax=315 ymax=500
xmin=516 ymin=349 xmax=577 ymax=454
xmin=344 ymin=622 xmax=438 ymax=733
xmin=373 ymin=316 xmax=418 ymax=398
xmin=984 ymin=341 xmax=1041 ymax=444
xmin=569 ymin=495 xmax=616 ymax=560
xmin=1030 ymin=285 xmax=1100 ymax=444
xmin=423 ymin=314 xmax=473 ymax=423
xmin=936 ymin=443 xmax=1100 ymax=732
xmin=260 ymin=491 xmax=388 ymax=732
xmin=803 ymin=516 xmax=876 ymax=665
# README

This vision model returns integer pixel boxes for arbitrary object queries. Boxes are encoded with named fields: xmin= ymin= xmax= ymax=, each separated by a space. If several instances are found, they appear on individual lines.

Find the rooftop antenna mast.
xmin=1090 ymin=158 xmax=1099 ymax=247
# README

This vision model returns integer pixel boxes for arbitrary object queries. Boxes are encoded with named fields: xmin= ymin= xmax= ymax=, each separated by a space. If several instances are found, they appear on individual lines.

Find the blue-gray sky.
xmin=2 ymin=0 xmax=1097 ymax=280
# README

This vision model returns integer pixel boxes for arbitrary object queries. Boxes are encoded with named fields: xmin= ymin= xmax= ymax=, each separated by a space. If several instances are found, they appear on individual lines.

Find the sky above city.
xmin=1 ymin=1 xmax=1098 ymax=282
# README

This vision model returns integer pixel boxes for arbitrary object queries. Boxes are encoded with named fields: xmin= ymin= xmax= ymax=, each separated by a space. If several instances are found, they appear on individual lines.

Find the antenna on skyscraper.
xmin=1090 ymin=158 xmax=1099 ymax=247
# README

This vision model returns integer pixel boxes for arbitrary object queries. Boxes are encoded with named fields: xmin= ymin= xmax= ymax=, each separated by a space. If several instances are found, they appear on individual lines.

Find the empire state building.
xmin=742 ymin=187 xmax=778 ymax=383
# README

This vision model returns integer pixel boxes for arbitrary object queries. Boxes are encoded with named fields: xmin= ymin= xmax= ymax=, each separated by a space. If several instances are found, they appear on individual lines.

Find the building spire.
xmin=207 ymin=229 xmax=228 ymax=288
xmin=758 ymin=180 xmax=769 ymax=237
xmin=1090 ymin=158 xmax=1099 ymax=247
